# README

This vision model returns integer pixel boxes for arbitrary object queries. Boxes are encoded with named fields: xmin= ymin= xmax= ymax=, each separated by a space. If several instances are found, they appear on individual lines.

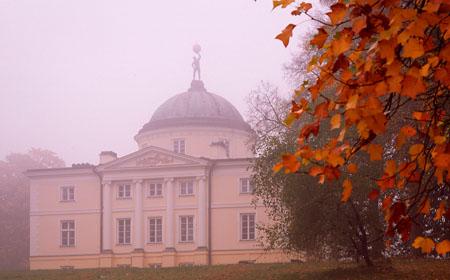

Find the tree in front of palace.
xmin=272 ymin=0 xmax=450 ymax=256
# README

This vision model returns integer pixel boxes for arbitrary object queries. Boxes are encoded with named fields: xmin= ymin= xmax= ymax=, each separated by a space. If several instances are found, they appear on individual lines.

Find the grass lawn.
xmin=1 ymin=259 xmax=449 ymax=280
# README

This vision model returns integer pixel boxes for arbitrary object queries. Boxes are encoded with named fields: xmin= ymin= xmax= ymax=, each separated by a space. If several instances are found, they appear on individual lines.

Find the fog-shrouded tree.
xmin=247 ymin=82 xmax=384 ymax=266
xmin=0 ymin=148 xmax=65 ymax=270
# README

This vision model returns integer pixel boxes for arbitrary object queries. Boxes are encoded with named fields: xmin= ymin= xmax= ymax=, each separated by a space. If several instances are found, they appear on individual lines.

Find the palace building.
xmin=26 ymin=49 xmax=289 ymax=269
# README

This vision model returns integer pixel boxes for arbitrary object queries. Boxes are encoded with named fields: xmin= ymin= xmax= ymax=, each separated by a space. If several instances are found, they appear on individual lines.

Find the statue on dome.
xmin=192 ymin=44 xmax=201 ymax=81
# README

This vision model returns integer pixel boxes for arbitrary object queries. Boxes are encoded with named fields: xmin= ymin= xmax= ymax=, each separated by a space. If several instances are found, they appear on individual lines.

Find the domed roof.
xmin=138 ymin=80 xmax=252 ymax=133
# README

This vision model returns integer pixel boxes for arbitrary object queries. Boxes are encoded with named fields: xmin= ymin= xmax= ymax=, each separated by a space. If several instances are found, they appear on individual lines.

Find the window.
xmin=179 ymin=216 xmax=194 ymax=242
xmin=173 ymin=139 xmax=185 ymax=154
xmin=60 ymin=186 xmax=75 ymax=201
xmin=117 ymin=218 xmax=131 ymax=245
xmin=61 ymin=220 xmax=75 ymax=247
xmin=240 ymin=178 xmax=254 ymax=194
xmin=240 ymin=213 xmax=256 ymax=240
xmin=118 ymin=184 xmax=131 ymax=199
xmin=148 ymin=217 xmax=162 ymax=243
xmin=179 ymin=181 xmax=194 ymax=196
xmin=148 ymin=183 xmax=163 ymax=197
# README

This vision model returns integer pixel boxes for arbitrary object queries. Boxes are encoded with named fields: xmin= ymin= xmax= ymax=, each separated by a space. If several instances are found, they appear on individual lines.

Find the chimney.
xmin=99 ymin=151 xmax=117 ymax=165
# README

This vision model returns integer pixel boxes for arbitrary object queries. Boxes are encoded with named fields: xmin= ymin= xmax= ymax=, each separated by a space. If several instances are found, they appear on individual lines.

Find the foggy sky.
xmin=0 ymin=0 xmax=318 ymax=165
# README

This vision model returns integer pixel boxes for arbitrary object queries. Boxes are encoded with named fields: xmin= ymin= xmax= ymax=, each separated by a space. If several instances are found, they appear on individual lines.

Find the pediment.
xmin=97 ymin=146 xmax=208 ymax=171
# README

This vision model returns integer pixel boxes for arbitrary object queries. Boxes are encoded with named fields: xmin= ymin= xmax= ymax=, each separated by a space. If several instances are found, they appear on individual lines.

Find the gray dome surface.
xmin=139 ymin=80 xmax=252 ymax=133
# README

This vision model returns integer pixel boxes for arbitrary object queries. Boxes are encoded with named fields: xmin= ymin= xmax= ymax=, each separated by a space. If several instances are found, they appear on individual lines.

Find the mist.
xmin=0 ymin=0 xmax=303 ymax=164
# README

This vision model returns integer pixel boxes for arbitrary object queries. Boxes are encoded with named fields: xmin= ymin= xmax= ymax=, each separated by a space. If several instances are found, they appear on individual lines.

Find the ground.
xmin=1 ymin=259 xmax=449 ymax=280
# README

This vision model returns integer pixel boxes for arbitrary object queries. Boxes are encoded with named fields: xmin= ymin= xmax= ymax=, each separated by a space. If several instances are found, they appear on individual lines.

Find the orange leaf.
xmin=434 ymin=153 xmax=450 ymax=169
xmin=330 ymin=114 xmax=341 ymax=130
xmin=273 ymin=162 xmax=283 ymax=173
xmin=352 ymin=16 xmax=366 ymax=34
xmin=310 ymin=28 xmax=328 ymax=48
xmin=400 ymin=126 xmax=416 ymax=137
xmin=272 ymin=0 xmax=295 ymax=9
xmin=346 ymin=95 xmax=358 ymax=110
xmin=327 ymin=152 xmax=345 ymax=167
xmin=368 ymin=189 xmax=380 ymax=201
xmin=436 ymin=240 xmax=450 ymax=256
xmin=368 ymin=144 xmax=383 ymax=161
xmin=434 ymin=201 xmax=446 ymax=221
xmin=385 ymin=160 xmax=396 ymax=177
xmin=412 ymin=237 xmax=435 ymax=254
xmin=341 ymin=179 xmax=352 ymax=202
xmin=327 ymin=3 xmax=346 ymax=25
xmin=409 ymin=144 xmax=424 ymax=157
xmin=281 ymin=154 xmax=300 ymax=173
xmin=309 ymin=166 xmax=323 ymax=177
xmin=298 ymin=2 xmax=312 ymax=12
xmin=402 ymin=38 xmax=425 ymax=59
xmin=275 ymin=24 xmax=296 ymax=47
xmin=331 ymin=30 xmax=352 ymax=55
xmin=420 ymin=198 xmax=431 ymax=215
xmin=347 ymin=163 xmax=358 ymax=174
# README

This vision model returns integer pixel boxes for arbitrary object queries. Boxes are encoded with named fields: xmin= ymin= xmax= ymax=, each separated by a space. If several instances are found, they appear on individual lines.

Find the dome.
xmin=138 ymin=80 xmax=252 ymax=133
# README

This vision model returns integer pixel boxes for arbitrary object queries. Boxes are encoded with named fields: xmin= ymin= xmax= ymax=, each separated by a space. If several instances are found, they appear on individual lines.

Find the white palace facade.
xmin=26 ymin=62 xmax=290 ymax=269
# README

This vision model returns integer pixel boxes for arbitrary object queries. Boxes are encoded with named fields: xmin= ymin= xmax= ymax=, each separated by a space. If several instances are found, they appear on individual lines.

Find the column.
xmin=197 ymin=176 xmax=207 ymax=249
xmin=165 ymin=178 xmax=175 ymax=249
xmin=133 ymin=179 xmax=144 ymax=251
xmin=102 ymin=181 xmax=112 ymax=252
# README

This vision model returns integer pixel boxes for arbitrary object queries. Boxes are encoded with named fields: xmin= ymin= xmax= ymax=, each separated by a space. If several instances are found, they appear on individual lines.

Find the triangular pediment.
xmin=97 ymin=146 xmax=209 ymax=171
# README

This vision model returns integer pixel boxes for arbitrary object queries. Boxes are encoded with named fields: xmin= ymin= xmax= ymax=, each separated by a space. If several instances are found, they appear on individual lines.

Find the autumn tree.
xmin=247 ymin=83 xmax=384 ymax=265
xmin=272 ymin=0 xmax=450 ymax=257
xmin=0 ymin=148 xmax=65 ymax=269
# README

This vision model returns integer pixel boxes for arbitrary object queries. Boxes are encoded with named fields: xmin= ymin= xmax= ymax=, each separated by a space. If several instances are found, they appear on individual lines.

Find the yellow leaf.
xmin=402 ymin=38 xmax=425 ymax=59
xmin=412 ymin=236 xmax=435 ymax=254
xmin=272 ymin=0 xmax=295 ymax=9
xmin=330 ymin=114 xmax=341 ymax=130
xmin=341 ymin=179 xmax=352 ymax=202
xmin=368 ymin=144 xmax=383 ymax=161
xmin=275 ymin=24 xmax=296 ymax=47
xmin=327 ymin=3 xmax=346 ymax=25
xmin=436 ymin=240 xmax=450 ymax=256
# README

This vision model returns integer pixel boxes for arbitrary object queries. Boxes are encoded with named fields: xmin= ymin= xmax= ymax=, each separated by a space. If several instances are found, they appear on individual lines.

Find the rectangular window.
xmin=148 ymin=183 xmax=163 ymax=197
xmin=61 ymin=220 xmax=75 ymax=247
xmin=173 ymin=139 xmax=185 ymax=154
xmin=118 ymin=184 xmax=131 ymax=199
xmin=179 ymin=216 xmax=194 ymax=242
xmin=148 ymin=217 xmax=163 ymax=243
xmin=60 ymin=186 xmax=75 ymax=201
xmin=240 ymin=213 xmax=256 ymax=241
xmin=117 ymin=218 xmax=131 ymax=245
xmin=240 ymin=178 xmax=254 ymax=194
xmin=179 ymin=180 xmax=194 ymax=196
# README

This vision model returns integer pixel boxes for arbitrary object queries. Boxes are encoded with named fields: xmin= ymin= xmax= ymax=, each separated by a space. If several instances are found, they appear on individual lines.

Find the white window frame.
xmin=117 ymin=184 xmax=132 ymax=199
xmin=179 ymin=180 xmax=194 ymax=196
xmin=60 ymin=186 xmax=75 ymax=202
xmin=179 ymin=215 xmax=194 ymax=243
xmin=173 ymin=138 xmax=186 ymax=154
xmin=148 ymin=217 xmax=163 ymax=243
xmin=239 ymin=178 xmax=254 ymax=194
xmin=148 ymin=182 xmax=163 ymax=198
xmin=240 ymin=213 xmax=256 ymax=241
xmin=117 ymin=218 xmax=131 ymax=245
xmin=60 ymin=220 xmax=75 ymax=247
